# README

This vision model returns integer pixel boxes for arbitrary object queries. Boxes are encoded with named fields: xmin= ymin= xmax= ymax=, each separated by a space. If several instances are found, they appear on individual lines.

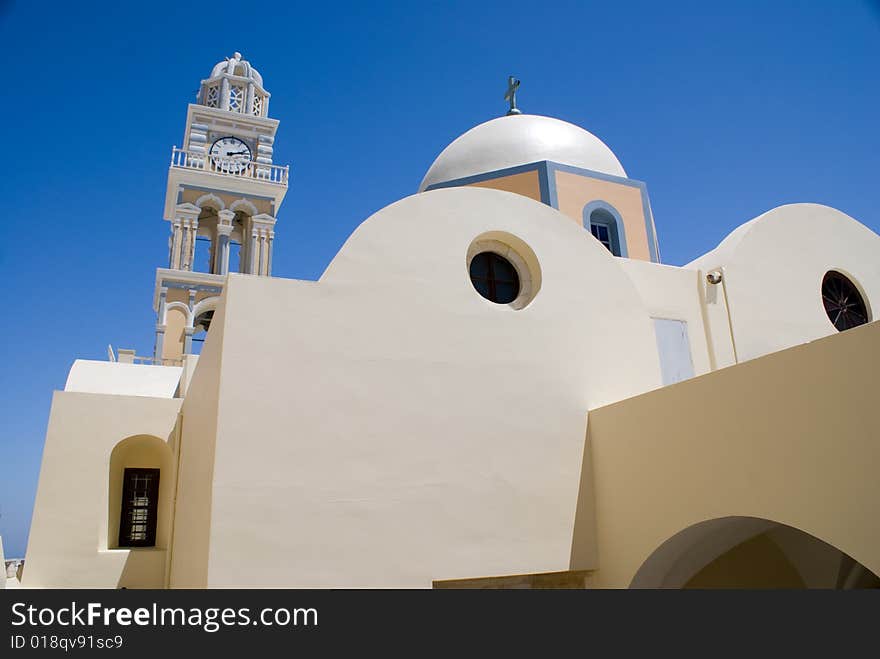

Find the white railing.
xmin=170 ymin=147 xmax=289 ymax=186
xmin=133 ymin=356 xmax=184 ymax=367
xmin=115 ymin=348 xmax=184 ymax=367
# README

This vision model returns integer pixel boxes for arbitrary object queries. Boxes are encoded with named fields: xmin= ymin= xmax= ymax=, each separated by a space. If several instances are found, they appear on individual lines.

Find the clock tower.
xmin=153 ymin=52 xmax=289 ymax=363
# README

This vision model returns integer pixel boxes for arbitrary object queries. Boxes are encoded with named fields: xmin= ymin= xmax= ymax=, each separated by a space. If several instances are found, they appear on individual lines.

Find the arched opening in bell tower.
xmin=229 ymin=212 xmax=248 ymax=273
xmin=186 ymin=201 xmax=257 ymax=276
xmin=195 ymin=202 xmax=220 ymax=274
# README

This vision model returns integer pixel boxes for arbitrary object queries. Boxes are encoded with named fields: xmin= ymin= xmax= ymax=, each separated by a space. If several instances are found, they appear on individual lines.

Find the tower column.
xmin=246 ymin=82 xmax=256 ymax=115
xmin=182 ymin=216 xmax=200 ymax=271
xmin=154 ymin=324 xmax=166 ymax=363
xmin=154 ymin=286 xmax=168 ymax=361
xmin=170 ymin=204 xmax=201 ymax=270
xmin=250 ymin=213 xmax=276 ymax=276
xmin=248 ymin=226 xmax=260 ymax=275
xmin=183 ymin=327 xmax=194 ymax=355
xmin=267 ymin=231 xmax=274 ymax=276
xmin=169 ymin=220 xmax=182 ymax=269
xmin=183 ymin=289 xmax=197 ymax=354
xmin=220 ymin=77 xmax=230 ymax=111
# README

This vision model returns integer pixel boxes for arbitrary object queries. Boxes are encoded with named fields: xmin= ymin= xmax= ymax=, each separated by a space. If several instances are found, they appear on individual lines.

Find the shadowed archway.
xmin=630 ymin=516 xmax=880 ymax=589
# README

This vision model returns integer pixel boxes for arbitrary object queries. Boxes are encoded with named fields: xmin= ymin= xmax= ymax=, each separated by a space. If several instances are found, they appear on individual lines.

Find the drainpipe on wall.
xmin=718 ymin=269 xmax=739 ymax=364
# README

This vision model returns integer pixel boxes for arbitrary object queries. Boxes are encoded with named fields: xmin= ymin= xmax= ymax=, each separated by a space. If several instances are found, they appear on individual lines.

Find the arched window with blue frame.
xmin=583 ymin=201 xmax=627 ymax=257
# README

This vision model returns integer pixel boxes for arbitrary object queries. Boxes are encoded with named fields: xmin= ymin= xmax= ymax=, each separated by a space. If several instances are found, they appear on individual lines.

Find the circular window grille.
xmin=822 ymin=271 xmax=869 ymax=331
xmin=469 ymin=252 xmax=520 ymax=304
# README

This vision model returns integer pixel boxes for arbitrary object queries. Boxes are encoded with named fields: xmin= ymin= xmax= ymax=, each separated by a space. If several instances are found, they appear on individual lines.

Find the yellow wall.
xmin=23 ymin=393 xmax=181 ymax=588
xmin=162 ymin=289 xmax=221 ymax=362
xmin=465 ymin=170 xmax=542 ymax=203
xmin=573 ymin=320 xmax=880 ymax=587
xmin=168 ymin=296 xmax=228 ymax=588
xmin=554 ymin=170 xmax=652 ymax=261
xmin=449 ymin=168 xmax=656 ymax=262
xmin=163 ymin=307 xmax=187 ymax=362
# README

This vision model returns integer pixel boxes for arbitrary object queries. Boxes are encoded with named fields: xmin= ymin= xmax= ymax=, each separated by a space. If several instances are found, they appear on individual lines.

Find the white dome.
xmin=209 ymin=52 xmax=264 ymax=87
xmin=419 ymin=114 xmax=626 ymax=191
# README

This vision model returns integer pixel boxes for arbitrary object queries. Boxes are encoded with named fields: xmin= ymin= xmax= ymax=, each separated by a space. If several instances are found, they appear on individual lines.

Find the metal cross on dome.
xmin=504 ymin=76 xmax=522 ymax=116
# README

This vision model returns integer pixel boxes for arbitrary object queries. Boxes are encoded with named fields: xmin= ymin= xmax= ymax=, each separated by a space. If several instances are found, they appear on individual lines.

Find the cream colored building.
xmin=14 ymin=55 xmax=880 ymax=589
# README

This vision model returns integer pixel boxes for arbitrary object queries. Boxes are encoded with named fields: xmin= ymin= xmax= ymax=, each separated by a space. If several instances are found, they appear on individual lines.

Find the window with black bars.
xmin=118 ymin=468 xmax=160 ymax=548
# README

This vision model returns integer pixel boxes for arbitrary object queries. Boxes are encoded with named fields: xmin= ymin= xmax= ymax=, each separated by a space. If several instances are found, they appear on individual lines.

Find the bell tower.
xmin=153 ymin=52 xmax=289 ymax=363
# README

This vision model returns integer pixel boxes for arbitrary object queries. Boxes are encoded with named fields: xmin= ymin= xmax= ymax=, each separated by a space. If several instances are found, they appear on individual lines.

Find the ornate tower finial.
xmin=504 ymin=76 xmax=521 ymax=116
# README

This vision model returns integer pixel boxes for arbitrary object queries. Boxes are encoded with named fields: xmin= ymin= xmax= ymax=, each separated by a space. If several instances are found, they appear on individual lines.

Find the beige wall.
xmin=24 ymin=392 xmax=181 ymax=588
xmin=466 ymin=170 xmax=542 ymax=203
xmin=168 ymin=298 xmax=228 ymax=588
xmin=574 ymin=320 xmax=880 ymax=588
xmin=554 ymin=170 xmax=652 ymax=261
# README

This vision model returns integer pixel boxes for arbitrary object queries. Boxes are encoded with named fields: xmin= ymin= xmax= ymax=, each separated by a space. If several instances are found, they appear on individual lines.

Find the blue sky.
xmin=1 ymin=0 xmax=878 ymax=557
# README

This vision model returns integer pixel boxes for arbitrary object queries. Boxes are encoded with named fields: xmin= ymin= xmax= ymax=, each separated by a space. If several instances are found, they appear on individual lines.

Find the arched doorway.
xmin=630 ymin=516 xmax=880 ymax=589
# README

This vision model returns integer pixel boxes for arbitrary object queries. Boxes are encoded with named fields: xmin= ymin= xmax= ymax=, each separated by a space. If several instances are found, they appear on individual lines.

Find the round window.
xmin=469 ymin=252 xmax=520 ymax=304
xmin=822 ymin=271 xmax=869 ymax=331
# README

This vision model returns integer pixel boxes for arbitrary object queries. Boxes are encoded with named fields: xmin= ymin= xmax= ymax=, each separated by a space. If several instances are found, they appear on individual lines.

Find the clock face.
xmin=210 ymin=136 xmax=251 ymax=174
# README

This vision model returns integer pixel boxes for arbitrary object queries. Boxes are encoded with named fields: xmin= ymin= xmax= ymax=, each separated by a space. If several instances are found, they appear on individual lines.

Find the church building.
xmin=11 ymin=54 xmax=880 ymax=589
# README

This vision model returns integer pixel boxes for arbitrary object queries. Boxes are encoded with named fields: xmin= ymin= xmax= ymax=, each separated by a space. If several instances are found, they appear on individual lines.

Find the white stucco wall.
xmin=181 ymin=187 xmax=665 ymax=587
xmin=688 ymin=203 xmax=880 ymax=363
xmin=65 ymin=361 xmax=183 ymax=398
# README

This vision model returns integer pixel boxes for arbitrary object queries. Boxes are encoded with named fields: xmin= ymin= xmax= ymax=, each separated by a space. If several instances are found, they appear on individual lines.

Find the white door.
xmin=653 ymin=318 xmax=695 ymax=385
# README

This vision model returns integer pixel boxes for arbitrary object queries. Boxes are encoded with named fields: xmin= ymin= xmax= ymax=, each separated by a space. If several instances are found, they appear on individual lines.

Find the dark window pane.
xmin=494 ymin=282 xmax=518 ymax=304
xmin=472 ymin=277 xmax=492 ymax=299
xmin=469 ymin=252 xmax=490 ymax=277
xmin=591 ymin=224 xmax=609 ymax=242
xmin=469 ymin=252 xmax=520 ymax=304
xmin=492 ymin=258 xmax=517 ymax=282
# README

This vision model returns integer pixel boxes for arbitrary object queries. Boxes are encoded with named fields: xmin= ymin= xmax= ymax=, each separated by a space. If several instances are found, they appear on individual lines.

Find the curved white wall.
xmin=196 ymin=187 xmax=663 ymax=586
xmin=689 ymin=203 xmax=880 ymax=363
